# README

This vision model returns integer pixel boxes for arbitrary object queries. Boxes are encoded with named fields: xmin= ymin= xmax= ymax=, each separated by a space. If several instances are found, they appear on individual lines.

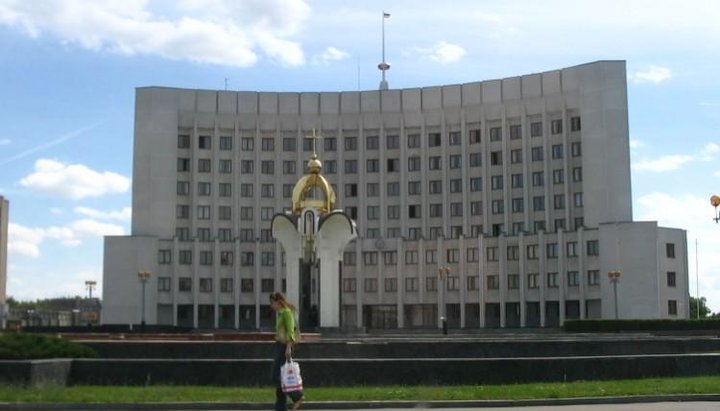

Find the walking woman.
xmin=270 ymin=292 xmax=303 ymax=410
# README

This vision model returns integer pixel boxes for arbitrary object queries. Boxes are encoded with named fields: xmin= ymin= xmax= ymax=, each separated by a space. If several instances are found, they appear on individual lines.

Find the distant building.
xmin=103 ymin=60 xmax=688 ymax=329
xmin=0 ymin=196 xmax=8 ymax=328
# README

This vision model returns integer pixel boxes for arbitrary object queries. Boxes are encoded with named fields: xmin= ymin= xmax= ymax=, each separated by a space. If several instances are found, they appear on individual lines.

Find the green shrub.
xmin=564 ymin=319 xmax=720 ymax=332
xmin=0 ymin=332 xmax=98 ymax=360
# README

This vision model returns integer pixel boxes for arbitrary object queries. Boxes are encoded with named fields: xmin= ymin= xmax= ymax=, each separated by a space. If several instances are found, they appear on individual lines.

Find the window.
xmin=197 ymin=182 xmax=211 ymax=196
xmin=342 ymin=278 xmax=356 ymax=292
xmin=366 ymin=205 xmax=380 ymax=220
xmin=486 ymin=247 xmax=498 ymax=261
xmin=571 ymin=142 xmax=582 ymax=157
xmin=546 ymin=243 xmax=558 ymax=258
xmin=487 ymin=275 xmax=499 ymax=290
xmin=345 ymin=160 xmax=357 ymax=174
xmin=408 ymin=181 xmax=421 ymax=195
xmin=324 ymin=137 xmax=337 ymax=151
xmin=572 ymin=167 xmax=583 ymax=182
xmin=469 ymin=129 xmax=481 ymax=144
xmin=221 ymin=251 xmax=233 ymax=266
xmin=449 ymin=131 xmax=461 ymax=146
xmin=302 ymin=138 xmax=313 ymax=151
xmin=470 ymin=225 xmax=483 ymax=237
xmin=492 ymin=223 xmax=504 ymax=237
xmin=489 ymin=127 xmax=502 ymax=141
xmin=387 ymin=158 xmax=399 ymax=172
xmin=221 ymin=278 xmax=233 ymax=293
xmin=430 ymin=203 xmax=443 ymax=218
xmin=366 ymin=135 xmax=379 ymax=150
xmin=571 ymin=116 xmax=581 ymax=132
xmin=176 ymin=205 xmax=189 ymax=219
xmin=384 ymin=278 xmax=397 ymax=292
xmin=470 ymin=177 xmax=482 ymax=192
xmin=177 ymin=158 xmax=190 ymax=172
xmin=511 ymin=174 xmax=523 ymax=188
xmin=527 ymin=244 xmax=538 ymax=260
xmin=198 ymin=158 xmax=211 ymax=173
xmin=158 ymin=277 xmax=171 ymax=291
xmin=366 ymin=159 xmax=379 ymax=172
xmin=449 ymin=179 xmax=462 ymax=193
xmin=240 ymin=183 xmax=253 ymax=197
xmin=219 ymin=159 xmax=232 ymax=173
xmin=261 ymin=138 xmax=274 ymax=151
xmin=428 ymin=132 xmax=441 ymax=147
xmin=387 ymin=182 xmax=400 ymax=196
xmin=405 ymin=250 xmax=418 ymax=264
xmin=261 ymin=252 xmax=275 ymax=267
xmin=218 ymin=206 xmax=231 ymax=221
xmin=239 ymin=229 xmax=254 ymax=242
xmin=668 ymin=300 xmax=678 ymax=315
xmin=386 ymin=135 xmax=399 ymax=149
xmin=490 ymin=151 xmax=503 ymax=165
xmin=408 ymin=156 xmax=421 ymax=171
xmin=345 ymin=206 xmax=357 ymax=219
xmin=667 ymin=271 xmax=676 ymax=287
xmin=219 ymin=136 xmax=232 ymax=150
xmin=344 ymin=136 xmax=357 ymax=150
xmin=552 ymin=144 xmax=564 ymax=159
xmin=512 ymin=222 xmax=524 ymax=235
xmin=218 ymin=183 xmax=231 ymax=197
xmin=197 ymin=228 xmax=212 ymax=242
xmin=241 ymin=279 xmax=254 ymax=292
xmin=507 ymin=246 xmax=519 ymax=261
xmin=197 ymin=206 xmax=211 ymax=220
xmin=510 ymin=149 xmax=523 ymax=164
xmin=366 ymin=183 xmax=379 ymax=197
xmin=261 ymin=160 xmax=274 ymax=175
xmin=363 ymin=252 xmax=378 ymax=266
xmin=283 ymin=137 xmax=296 ymax=151
xmin=447 ymin=248 xmax=459 ymax=263
xmin=240 ymin=252 xmax=254 ymax=266
xmin=587 ymin=240 xmax=599 ymax=256
xmin=547 ymin=272 xmax=559 ymax=288
xmin=666 ymin=243 xmax=676 ymax=258
xmin=567 ymin=241 xmax=578 ymax=257
xmin=408 ymin=205 xmax=421 ymax=218
xmin=387 ymin=205 xmax=400 ymax=220
xmin=491 ymin=200 xmax=504 ymax=215
xmin=425 ymin=249 xmax=437 ymax=264
xmin=408 ymin=133 xmax=420 ymax=148
xmin=533 ymin=196 xmax=545 ymax=211
xmin=567 ymin=271 xmax=579 ymax=287
xmin=158 ymin=249 xmax=171 ymax=264
xmin=176 ymin=228 xmax=190 ymax=242
xmin=429 ymin=226 xmax=443 ymax=239
xmin=511 ymin=198 xmax=524 ymax=213
xmin=241 ymin=160 xmax=254 ymax=174
xmin=531 ymin=147 xmax=544 ymax=161
xmin=200 ymin=278 xmax=213 ymax=292
xmin=428 ymin=156 xmax=442 ymax=170
xmin=199 ymin=135 xmax=212 ymax=149
xmin=491 ymin=175 xmax=503 ymax=190
xmin=283 ymin=161 xmax=296 ymax=175
xmin=426 ymin=276 xmax=437 ymax=291
xmin=406 ymin=277 xmax=419 ymax=292
xmin=553 ymin=169 xmax=565 ymax=184
xmin=509 ymin=125 xmax=522 ymax=140
xmin=325 ymin=160 xmax=336 ymax=173
xmin=508 ymin=274 xmax=519 ymax=289
xmin=408 ymin=227 xmax=421 ymax=240
xmin=344 ymin=252 xmax=356 ymax=266
xmin=551 ymin=119 xmax=563 ymax=134
xmin=179 ymin=277 xmax=192 ymax=292
xmin=450 ymin=202 xmax=463 ymax=217
xmin=588 ymin=270 xmax=600 ymax=286
xmin=554 ymin=194 xmax=565 ymax=210
xmin=528 ymin=273 xmax=539 ymax=289
xmin=241 ymin=137 xmax=253 ymax=151
xmin=469 ymin=153 xmax=482 ymax=167
xmin=574 ymin=192 xmax=584 ymax=207
xmin=364 ymin=278 xmax=378 ymax=293
xmin=429 ymin=180 xmax=442 ymax=194
xmin=178 ymin=134 xmax=190 ymax=148
xmin=261 ymin=184 xmax=274 ymax=198
xmin=449 ymin=155 xmax=462 ymax=169
xmin=530 ymin=122 xmax=542 ymax=138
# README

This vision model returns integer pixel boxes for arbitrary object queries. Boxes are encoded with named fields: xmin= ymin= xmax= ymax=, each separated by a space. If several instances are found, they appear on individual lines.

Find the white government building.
xmin=103 ymin=60 xmax=689 ymax=330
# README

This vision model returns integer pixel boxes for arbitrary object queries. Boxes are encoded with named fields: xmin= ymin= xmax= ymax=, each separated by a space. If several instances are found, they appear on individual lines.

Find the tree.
xmin=689 ymin=296 xmax=711 ymax=319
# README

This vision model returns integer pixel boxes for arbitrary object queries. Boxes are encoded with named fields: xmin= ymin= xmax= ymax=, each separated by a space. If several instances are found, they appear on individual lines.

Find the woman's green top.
xmin=275 ymin=307 xmax=298 ymax=343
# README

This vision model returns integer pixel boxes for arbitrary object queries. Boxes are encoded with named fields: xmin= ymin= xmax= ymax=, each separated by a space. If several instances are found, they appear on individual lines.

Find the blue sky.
xmin=1 ymin=0 xmax=720 ymax=311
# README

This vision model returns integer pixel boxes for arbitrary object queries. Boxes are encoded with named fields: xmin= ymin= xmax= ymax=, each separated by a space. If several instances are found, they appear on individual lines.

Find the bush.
xmin=564 ymin=319 xmax=720 ymax=332
xmin=0 ymin=332 xmax=98 ymax=360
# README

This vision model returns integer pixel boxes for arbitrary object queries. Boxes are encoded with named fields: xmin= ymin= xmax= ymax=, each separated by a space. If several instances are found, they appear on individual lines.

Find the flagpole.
xmin=696 ymin=238 xmax=700 ymax=319
xmin=378 ymin=12 xmax=391 ymax=90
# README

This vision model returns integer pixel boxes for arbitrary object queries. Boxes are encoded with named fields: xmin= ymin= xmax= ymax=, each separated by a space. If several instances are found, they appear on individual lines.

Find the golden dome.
xmin=291 ymin=154 xmax=336 ymax=214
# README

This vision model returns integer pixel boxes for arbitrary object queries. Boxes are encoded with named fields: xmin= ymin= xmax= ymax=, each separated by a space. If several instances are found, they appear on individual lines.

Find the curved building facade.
xmin=103 ymin=60 xmax=689 ymax=329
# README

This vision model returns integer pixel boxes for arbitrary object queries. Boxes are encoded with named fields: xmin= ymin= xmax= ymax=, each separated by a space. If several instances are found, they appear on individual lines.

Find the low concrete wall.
xmin=0 ymin=359 xmax=71 ymax=386
xmin=81 ymin=337 xmax=720 ymax=359
xmin=61 ymin=353 xmax=720 ymax=386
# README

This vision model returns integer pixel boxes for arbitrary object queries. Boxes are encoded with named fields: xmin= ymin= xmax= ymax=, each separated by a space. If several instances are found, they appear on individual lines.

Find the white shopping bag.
xmin=281 ymin=359 xmax=303 ymax=393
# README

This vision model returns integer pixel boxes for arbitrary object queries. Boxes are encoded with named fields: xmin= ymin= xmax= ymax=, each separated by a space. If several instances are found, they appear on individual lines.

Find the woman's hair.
xmin=269 ymin=292 xmax=295 ymax=310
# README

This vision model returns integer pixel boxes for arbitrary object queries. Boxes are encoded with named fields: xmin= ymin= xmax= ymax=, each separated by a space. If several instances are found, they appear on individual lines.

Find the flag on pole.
xmin=383 ymin=12 xmax=391 ymax=18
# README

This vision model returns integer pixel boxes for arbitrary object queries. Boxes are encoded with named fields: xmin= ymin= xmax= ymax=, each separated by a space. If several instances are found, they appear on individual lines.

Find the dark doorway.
xmin=299 ymin=260 xmax=320 ymax=329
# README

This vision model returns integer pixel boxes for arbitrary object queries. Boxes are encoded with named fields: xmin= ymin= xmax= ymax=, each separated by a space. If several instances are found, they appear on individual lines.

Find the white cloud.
xmin=632 ymin=155 xmax=693 ymax=172
xmin=699 ymin=143 xmax=720 ymax=161
xmin=630 ymin=65 xmax=673 ymax=84
xmin=74 ymin=206 xmax=131 ymax=221
xmin=0 ymin=0 xmax=311 ymax=67
xmin=0 ymin=138 xmax=10 ymax=145
xmin=411 ymin=41 xmax=466 ymax=64
xmin=629 ymin=139 xmax=645 ymax=149
xmin=8 ymin=219 xmax=125 ymax=258
xmin=19 ymin=159 xmax=130 ymax=199
xmin=311 ymin=46 xmax=349 ymax=65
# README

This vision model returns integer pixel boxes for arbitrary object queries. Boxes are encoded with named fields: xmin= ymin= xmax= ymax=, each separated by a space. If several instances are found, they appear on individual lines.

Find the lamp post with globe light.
xmin=138 ymin=271 xmax=151 ymax=332
xmin=607 ymin=270 xmax=621 ymax=319
xmin=438 ymin=266 xmax=450 ymax=334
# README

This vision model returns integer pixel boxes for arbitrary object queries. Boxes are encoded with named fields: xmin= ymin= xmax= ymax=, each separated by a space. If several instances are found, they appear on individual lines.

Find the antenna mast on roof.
xmin=378 ymin=12 xmax=391 ymax=90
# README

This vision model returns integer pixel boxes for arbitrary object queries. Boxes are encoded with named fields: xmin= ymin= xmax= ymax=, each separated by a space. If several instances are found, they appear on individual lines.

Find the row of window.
xmin=157 ymin=276 xmax=276 ymax=293
xmin=176 ymin=143 xmax=580 ymax=175
xmin=342 ymin=269 xmax=600 ymax=293
xmin=177 ymin=117 xmax=582 ymax=152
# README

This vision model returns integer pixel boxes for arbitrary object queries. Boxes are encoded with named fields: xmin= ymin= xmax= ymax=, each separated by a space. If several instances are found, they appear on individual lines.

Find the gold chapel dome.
xmin=291 ymin=154 xmax=336 ymax=214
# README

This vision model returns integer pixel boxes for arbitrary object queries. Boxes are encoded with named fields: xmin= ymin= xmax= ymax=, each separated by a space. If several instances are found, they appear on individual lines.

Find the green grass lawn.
xmin=0 ymin=376 xmax=719 ymax=403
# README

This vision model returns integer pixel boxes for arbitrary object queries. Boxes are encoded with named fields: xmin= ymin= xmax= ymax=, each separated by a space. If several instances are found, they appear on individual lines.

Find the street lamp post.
xmin=711 ymin=195 xmax=720 ymax=223
xmin=137 ymin=271 xmax=151 ymax=332
xmin=438 ymin=266 xmax=450 ymax=334
xmin=85 ymin=280 xmax=97 ymax=299
xmin=607 ymin=270 xmax=622 ymax=319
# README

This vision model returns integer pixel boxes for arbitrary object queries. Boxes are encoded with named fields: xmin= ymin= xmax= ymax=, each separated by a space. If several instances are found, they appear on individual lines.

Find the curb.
xmin=1 ymin=395 xmax=719 ymax=410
